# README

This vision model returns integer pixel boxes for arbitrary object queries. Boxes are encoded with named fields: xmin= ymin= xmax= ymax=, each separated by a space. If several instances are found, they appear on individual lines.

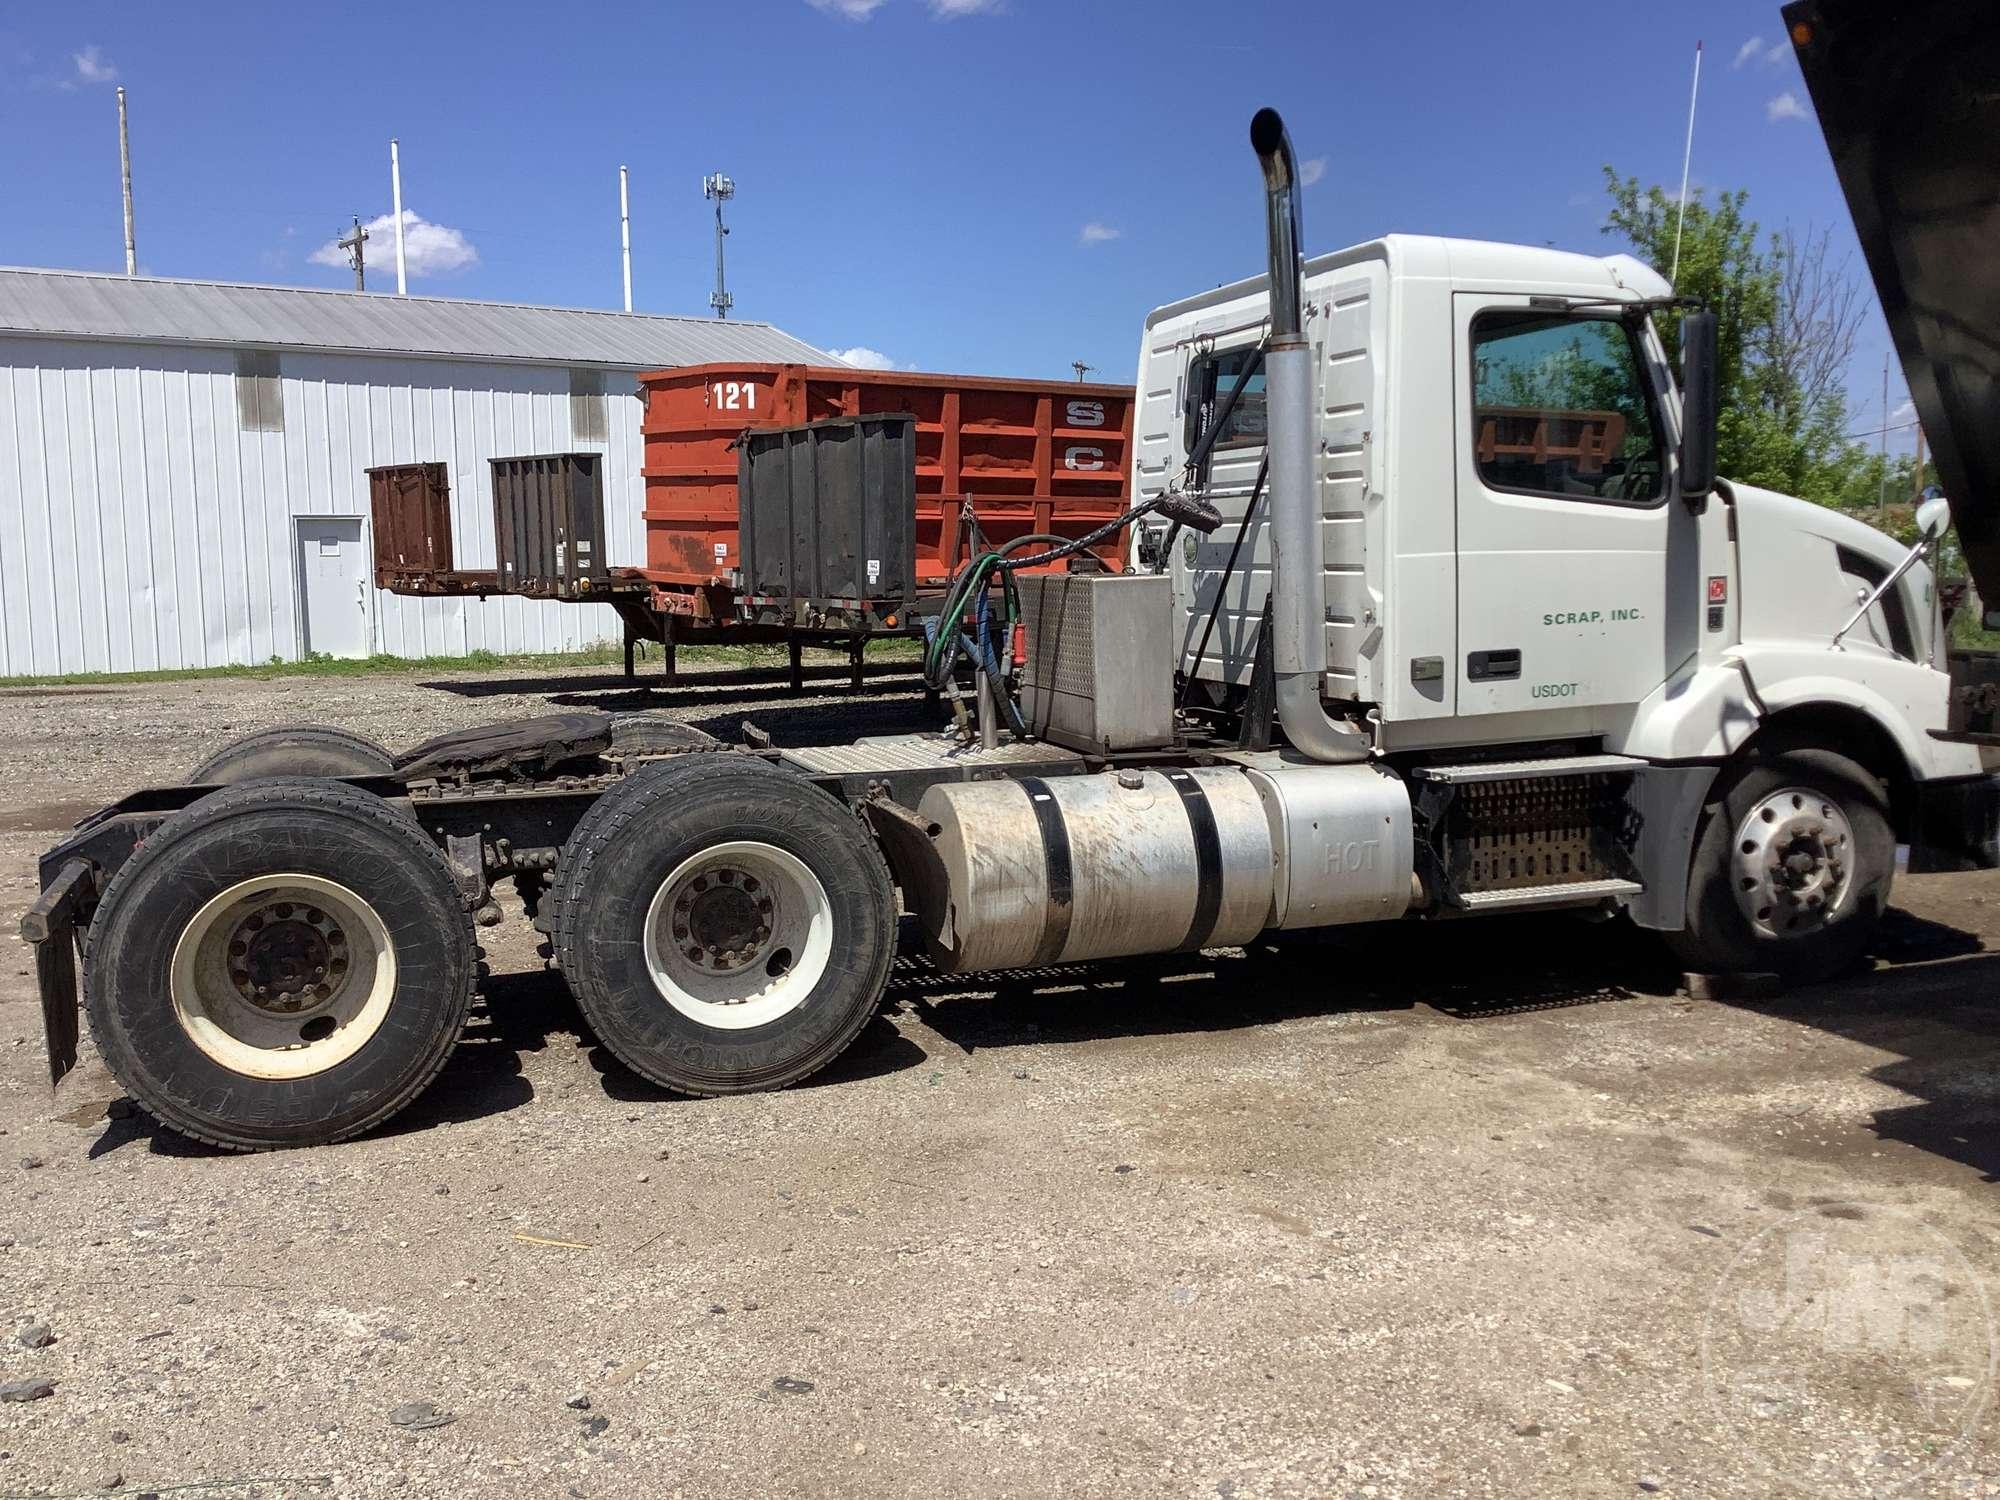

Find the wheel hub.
xmin=171 ymin=873 xmax=396 ymax=1081
xmin=1730 ymin=788 xmax=1854 ymax=938
xmin=670 ymin=868 xmax=776 ymax=976
xmin=228 ymin=903 xmax=348 ymax=1013
xmin=641 ymin=840 xmax=833 ymax=1031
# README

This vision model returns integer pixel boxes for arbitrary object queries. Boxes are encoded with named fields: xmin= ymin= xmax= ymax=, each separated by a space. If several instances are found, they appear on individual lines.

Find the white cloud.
xmin=805 ymin=0 xmax=997 ymax=19
xmin=1734 ymin=35 xmax=1792 ymax=69
xmin=1299 ymin=156 xmax=1327 ymax=188
xmin=1766 ymin=91 xmax=1807 ymax=123
xmin=70 ymin=44 xmax=118 ymax=85
xmin=1078 ymin=221 xmax=1121 ymax=247
xmin=308 ymin=210 xmax=478 ymax=280
xmin=828 ymin=346 xmax=898 ymax=370
xmin=1891 ymin=399 xmax=1917 ymax=425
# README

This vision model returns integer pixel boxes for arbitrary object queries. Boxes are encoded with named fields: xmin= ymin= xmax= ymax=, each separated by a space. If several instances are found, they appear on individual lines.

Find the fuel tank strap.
xmin=1164 ymin=770 xmax=1224 ymax=951
xmin=1017 ymin=779 xmax=1074 ymax=966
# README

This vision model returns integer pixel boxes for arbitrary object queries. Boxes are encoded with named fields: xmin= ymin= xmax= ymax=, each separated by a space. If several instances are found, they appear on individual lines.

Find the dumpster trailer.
xmin=23 ymin=66 xmax=2000 ymax=1149
xmin=370 ymin=364 xmax=1137 ymax=687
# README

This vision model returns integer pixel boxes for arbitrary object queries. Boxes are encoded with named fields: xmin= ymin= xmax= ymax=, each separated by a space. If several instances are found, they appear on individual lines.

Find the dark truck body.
xmin=1785 ymin=0 xmax=2000 ymax=655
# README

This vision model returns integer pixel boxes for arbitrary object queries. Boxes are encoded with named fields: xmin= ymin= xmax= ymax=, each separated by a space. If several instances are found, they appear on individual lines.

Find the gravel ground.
xmin=0 ymin=656 xmax=1996 ymax=1499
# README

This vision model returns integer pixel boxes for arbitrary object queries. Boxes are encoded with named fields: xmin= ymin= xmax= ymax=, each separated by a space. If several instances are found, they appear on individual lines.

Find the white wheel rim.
xmin=169 ymin=874 xmax=397 ymax=1079
xmin=1729 ymin=786 xmax=1856 ymax=938
xmin=641 ymin=840 xmax=833 ymax=1031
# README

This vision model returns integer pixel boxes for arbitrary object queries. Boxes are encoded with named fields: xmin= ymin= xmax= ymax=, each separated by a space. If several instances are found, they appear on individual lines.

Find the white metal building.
xmin=0 ymin=267 xmax=827 ymax=676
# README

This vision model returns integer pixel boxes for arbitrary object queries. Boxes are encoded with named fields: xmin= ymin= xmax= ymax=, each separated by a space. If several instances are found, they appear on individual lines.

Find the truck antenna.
xmin=1669 ymin=39 xmax=1703 ymax=287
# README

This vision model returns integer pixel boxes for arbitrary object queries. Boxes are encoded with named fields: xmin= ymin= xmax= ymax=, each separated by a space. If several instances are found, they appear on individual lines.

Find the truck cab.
xmin=1137 ymin=233 xmax=1993 ymax=863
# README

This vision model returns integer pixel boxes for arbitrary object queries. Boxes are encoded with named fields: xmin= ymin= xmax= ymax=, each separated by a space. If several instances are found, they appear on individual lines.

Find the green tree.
xmin=1599 ymin=172 xmax=1869 ymax=503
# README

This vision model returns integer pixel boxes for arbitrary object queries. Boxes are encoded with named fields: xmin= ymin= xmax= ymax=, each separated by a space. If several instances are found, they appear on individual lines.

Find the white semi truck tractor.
xmin=24 ymin=3 xmax=2000 ymax=1148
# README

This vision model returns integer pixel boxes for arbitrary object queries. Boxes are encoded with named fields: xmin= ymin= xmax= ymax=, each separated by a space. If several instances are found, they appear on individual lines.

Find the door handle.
xmin=1467 ymin=648 xmax=1520 ymax=681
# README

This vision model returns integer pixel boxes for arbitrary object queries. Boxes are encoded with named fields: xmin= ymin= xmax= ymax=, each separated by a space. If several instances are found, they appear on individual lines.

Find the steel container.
xmin=367 ymin=462 xmax=454 ymax=580
xmin=736 ymin=415 xmax=917 ymax=629
xmin=640 ymin=363 xmax=1134 ymax=592
xmin=491 ymin=453 xmax=609 ymax=598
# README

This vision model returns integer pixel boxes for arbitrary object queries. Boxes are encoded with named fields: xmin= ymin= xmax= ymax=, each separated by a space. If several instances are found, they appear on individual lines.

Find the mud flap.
xmin=859 ymin=797 xmax=954 ymax=952
xmin=21 ymin=859 xmax=93 ymax=1087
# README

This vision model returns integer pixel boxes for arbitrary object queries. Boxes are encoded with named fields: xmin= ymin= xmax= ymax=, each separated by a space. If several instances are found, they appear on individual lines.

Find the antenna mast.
xmin=703 ymin=173 xmax=734 ymax=318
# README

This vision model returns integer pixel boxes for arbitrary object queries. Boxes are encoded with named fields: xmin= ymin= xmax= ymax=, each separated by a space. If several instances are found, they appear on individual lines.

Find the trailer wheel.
xmin=1667 ymin=747 xmax=1894 ymax=985
xmin=186 ymin=724 xmax=394 ymax=784
xmin=84 ymin=778 xmax=474 ymax=1150
xmin=551 ymin=757 xmax=896 ymax=1096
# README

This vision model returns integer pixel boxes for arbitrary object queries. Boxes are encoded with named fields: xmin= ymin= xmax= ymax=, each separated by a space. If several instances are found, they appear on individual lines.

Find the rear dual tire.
xmin=85 ymin=779 xmax=474 ymax=1150
xmin=551 ymin=757 xmax=897 ymax=1096
xmin=186 ymin=725 xmax=394 ymax=784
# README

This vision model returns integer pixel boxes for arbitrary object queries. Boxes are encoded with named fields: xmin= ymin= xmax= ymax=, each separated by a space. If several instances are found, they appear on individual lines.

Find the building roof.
xmin=0 ymin=266 xmax=829 ymax=370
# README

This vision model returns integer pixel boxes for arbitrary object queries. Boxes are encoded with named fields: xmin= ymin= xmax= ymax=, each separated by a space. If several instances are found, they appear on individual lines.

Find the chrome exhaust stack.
xmin=1249 ymin=108 xmax=1368 ymax=764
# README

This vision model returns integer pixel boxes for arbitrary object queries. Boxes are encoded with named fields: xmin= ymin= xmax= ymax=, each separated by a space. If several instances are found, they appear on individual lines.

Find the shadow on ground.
xmin=1728 ymin=909 xmax=2000 ymax=1184
xmin=80 ymin=904 xmax=1996 ymax=1177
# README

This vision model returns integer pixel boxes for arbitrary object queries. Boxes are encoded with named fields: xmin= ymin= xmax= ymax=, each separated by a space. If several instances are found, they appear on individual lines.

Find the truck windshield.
xmin=1472 ymin=313 xmax=1665 ymax=504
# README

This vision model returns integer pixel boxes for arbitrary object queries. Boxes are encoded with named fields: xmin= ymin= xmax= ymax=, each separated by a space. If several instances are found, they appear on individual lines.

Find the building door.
xmin=296 ymin=517 xmax=371 ymax=659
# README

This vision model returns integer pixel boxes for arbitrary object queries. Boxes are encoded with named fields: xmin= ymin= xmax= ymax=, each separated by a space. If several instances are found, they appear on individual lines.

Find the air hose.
xmin=922 ymin=335 xmax=1268 ymax=696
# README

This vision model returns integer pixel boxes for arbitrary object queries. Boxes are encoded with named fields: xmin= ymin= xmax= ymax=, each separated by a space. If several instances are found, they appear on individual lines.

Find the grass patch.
xmin=0 ymin=636 xmax=921 ymax=690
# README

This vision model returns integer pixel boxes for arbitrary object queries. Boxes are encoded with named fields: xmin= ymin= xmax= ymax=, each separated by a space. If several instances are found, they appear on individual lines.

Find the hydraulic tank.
xmin=916 ymin=768 xmax=1275 ymax=973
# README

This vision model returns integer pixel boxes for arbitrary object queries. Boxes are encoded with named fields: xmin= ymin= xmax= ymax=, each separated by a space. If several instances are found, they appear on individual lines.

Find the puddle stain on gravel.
xmin=0 ymin=799 xmax=100 ymax=834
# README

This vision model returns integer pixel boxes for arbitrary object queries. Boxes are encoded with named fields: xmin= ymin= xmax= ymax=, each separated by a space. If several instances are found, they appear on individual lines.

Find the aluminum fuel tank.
xmin=915 ymin=767 xmax=1275 ymax=973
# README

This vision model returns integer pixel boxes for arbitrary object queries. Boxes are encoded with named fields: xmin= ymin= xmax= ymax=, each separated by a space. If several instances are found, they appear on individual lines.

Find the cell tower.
xmin=702 ymin=173 xmax=734 ymax=318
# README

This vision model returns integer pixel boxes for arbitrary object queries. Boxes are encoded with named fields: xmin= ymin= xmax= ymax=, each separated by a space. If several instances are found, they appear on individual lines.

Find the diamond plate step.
xmin=1413 ymin=754 xmax=1645 ymax=784
xmin=1456 ymin=877 xmax=1643 ymax=912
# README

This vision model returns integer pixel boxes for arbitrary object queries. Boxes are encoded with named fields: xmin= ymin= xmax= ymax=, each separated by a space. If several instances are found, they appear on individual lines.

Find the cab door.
xmin=1452 ymin=295 xmax=1681 ymax=719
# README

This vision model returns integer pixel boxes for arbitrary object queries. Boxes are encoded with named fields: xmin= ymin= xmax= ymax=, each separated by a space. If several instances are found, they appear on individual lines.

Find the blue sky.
xmin=0 ymin=1 xmax=1917 ymax=450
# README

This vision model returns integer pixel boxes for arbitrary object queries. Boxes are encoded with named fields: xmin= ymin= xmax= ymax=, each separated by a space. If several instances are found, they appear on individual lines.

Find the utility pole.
xmin=390 ymin=140 xmax=408 ymax=295
xmin=338 ymin=216 xmax=369 ymax=291
xmin=1071 ymin=361 xmax=1095 ymax=382
xmin=703 ymin=173 xmax=734 ymax=318
xmin=116 ymin=87 xmax=137 ymax=275
xmin=1914 ymin=422 xmax=1927 ymax=506
xmin=620 ymin=165 xmax=633 ymax=313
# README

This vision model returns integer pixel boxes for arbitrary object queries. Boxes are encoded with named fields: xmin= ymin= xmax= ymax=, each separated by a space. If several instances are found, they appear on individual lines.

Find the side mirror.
xmin=1916 ymin=492 xmax=1952 ymax=541
xmin=1678 ymin=310 xmax=1719 ymax=507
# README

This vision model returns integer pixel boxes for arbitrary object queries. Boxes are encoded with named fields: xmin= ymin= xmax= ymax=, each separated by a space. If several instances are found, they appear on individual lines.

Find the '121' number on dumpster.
xmin=711 ymin=381 xmax=757 ymax=411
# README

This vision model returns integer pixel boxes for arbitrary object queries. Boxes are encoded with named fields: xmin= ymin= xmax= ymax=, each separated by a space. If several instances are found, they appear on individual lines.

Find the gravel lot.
xmin=0 ymin=655 xmax=1996 ymax=1499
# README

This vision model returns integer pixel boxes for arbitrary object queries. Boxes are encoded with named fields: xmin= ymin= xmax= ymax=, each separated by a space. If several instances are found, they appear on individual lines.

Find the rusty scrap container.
xmin=640 ymin=364 xmax=1134 ymax=592
xmin=366 ymin=462 xmax=454 ymax=581
xmin=491 ymin=453 xmax=609 ymax=598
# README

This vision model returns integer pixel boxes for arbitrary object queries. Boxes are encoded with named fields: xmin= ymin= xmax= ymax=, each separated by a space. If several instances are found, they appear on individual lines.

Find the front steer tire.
xmin=84 ymin=779 xmax=475 ymax=1151
xmin=551 ymin=756 xmax=897 ymax=1097
xmin=1666 ymin=747 xmax=1895 ymax=985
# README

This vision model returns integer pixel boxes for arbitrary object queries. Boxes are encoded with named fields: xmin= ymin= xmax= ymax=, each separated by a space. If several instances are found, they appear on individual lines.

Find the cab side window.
xmin=1183 ymin=347 xmax=1267 ymax=486
xmin=1472 ymin=314 xmax=1665 ymax=504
